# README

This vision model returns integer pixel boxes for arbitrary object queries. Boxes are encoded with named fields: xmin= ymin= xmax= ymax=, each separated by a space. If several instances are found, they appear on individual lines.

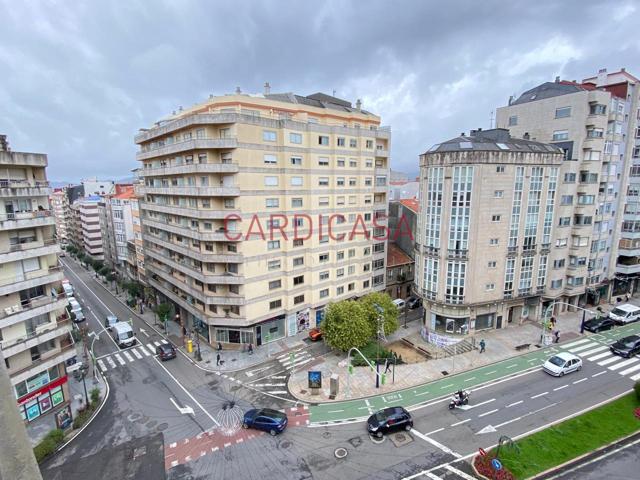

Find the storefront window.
xmin=38 ymin=393 xmax=52 ymax=414
xmin=25 ymin=400 xmax=40 ymax=421
xmin=17 ymin=383 xmax=65 ymax=422
xmin=51 ymin=386 xmax=64 ymax=407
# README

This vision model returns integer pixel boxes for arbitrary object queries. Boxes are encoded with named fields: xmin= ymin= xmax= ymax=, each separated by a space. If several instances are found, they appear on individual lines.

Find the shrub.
xmin=90 ymin=387 xmax=101 ymax=407
xmin=351 ymin=341 xmax=403 ymax=366
xmin=72 ymin=407 xmax=94 ymax=430
xmin=33 ymin=429 xmax=65 ymax=463
xmin=474 ymin=454 xmax=515 ymax=480
xmin=635 ymin=380 xmax=640 ymax=401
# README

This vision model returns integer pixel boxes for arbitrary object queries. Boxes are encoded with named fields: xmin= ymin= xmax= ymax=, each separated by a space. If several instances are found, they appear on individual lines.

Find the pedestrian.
xmin=550 ymin=316 xmax=556 ymax=328
xmin=182 ymin=325 xmax=187 ymax=337
xmin=554 ymin=330 xmax=560 ymax=343
xmin=216 ymin=353 xmax=220 ymax=366
xmin=217 ymin=342 xmax=223 ymax=351
xmin=626 ymin=293 xmax=631 ymax=302
xmin=248 ymin=343 xmax=253 ymax=355
xmin=479 ymin=339 xmax=486 ymax=353
xmin=384 ymin=359 xmax=392 ymax=374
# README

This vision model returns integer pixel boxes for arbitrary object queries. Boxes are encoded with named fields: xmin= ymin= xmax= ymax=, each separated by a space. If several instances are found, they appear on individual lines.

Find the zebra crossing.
xmin=244 ymin=347 xmax=314 ymax=396
xmin=562 ymin=338 xmax=640 ymax=381
xmin=96 ymin=340 xmax=169 ymax=372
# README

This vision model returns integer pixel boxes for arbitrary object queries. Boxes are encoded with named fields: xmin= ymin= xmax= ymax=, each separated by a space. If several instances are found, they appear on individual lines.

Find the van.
xmin=392 ymin=299 xmax=406 ymax=309
xmin=112 ymin=322 xmax=136 ymax=348
xmin=62 ymin=283 xmax=74 ymax=298
xmin=68 ymin=298 xmax=85 ymax=323
xmin=608 ymin=304 xmax=640 ymax=324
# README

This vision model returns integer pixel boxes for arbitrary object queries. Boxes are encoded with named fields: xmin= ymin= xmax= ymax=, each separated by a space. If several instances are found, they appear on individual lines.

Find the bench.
xmin=515 ymin=343 xmax=531 ymax=351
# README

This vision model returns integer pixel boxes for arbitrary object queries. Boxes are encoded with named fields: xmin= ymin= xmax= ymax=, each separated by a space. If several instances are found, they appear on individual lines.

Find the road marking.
xmin=440 ymin=384 xmax=454 ymax=390
xmin=425 ymin=427 xmax=444 ymax=435
xmin=609 ymin=358 xmax=639 ymax=371
xmin=619 ymin=363 xmax=640 ymax=376
xmin=251 ymin=383 xmax=286 ymax=387
xmin=114 ymin=353 xmax=126 ymax=366
xmin=592 ymin=371 xmax=607 ymax=377
xmin=154 ymin=341 xmax=161 ymax=347
xmin=364 ymin=399 xmax=373 ymax=414
xmin=245 ymin=365 xmax=274 ymax=378
xmin=328 ymin=410 xmax=344 ymax=413
xmin=139 ymin=346 xmax=151 ymax=357
xmin=457 ymin=398 xmax=496 ymax=411
xmin=484 ymin=370 xmax=497 ymax=376
xmin=236 ymin=438 xmax=244 ymax=444
xmin=146 ymin=343 xmax=155 ymax=352
xmin=223 ymin=443 xmax=231 ymax=448
xmin=553 ymin=384 xmax=569 ymax=391
xmin=444 ymin=464 xmax=478 ymax=480
xmin=267 ymin=389 xmax=288 ymax=394
xmin=169 ymin=397 xmax=194 ymax=415
xmin=576 ymin=345 xmax=608 ymax=357
xmin=573 ymin=378 xmax=588 ymax=384
xmin=450 ymin=418 xmax=470 ymax=427
xmin=531 ymin=391 xmax=548 ymax=399
xmin=598 ymin=356 xmax=622 ymax=366
xmin=506 ymin=400 xmax=523 ymax=408
xmin=416 ymin=390 xmax=430 ymax=396
xmin=200 ymin=450 xmax=206 ymax=457
xmin=106 ymin=356 xmax=117 ymax=369
xmin=97 ymin=359 xmax=107 ymax=372
xmin=631 ymin=372 xmax=640 ymax=381
xmin=425 ymin=473 xmax=442 ymax=480
xmin=506 ymin=364 xmax=518 ymax=369
xmin=184 ymin=455 xmax=191 ymax=462
xmin=561 ymin=339 xmax=591 ymax=349
xmin=478 ymin=409 xmax=498 ymax=418
xmin=567 ymin=342 xmax=598 ymax=353
xmin=588 ymin=351 xmax=613 ymax=361
xmin=277 ymin=348 xmax=303 ymax=360
xmin=411 ymin=429 xmax=461 ymax=458
xmin=464 ymin=377 xmax=476 ymax=382
xmin=131 ymin=348 xmax=143 ymax=359
xmin=211 ymin=447 xmax=219 ymax=452
xmin=123 ymin=351 xmax=135 ymax=362
xmin=495 ymin=416 xmax=522 ymax=428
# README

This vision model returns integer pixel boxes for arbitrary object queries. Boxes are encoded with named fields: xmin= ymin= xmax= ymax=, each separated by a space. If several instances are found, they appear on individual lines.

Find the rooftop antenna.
xmin=490 ymin=110 xmax=495 ymax=129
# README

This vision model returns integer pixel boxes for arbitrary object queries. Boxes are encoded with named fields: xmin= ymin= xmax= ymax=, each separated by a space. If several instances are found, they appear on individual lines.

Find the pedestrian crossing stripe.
xmin=147 ymin=343 xmax=155 ymax=352
xmin=123 ymin=351 xmax=135 ymax=362
xmin=576 ymin=345 xmax=608 ymax=357
xmin=154 ymin=341 xmax=161 ymax=347
xmin=587 ymin=351 xmax=612 ymax=361
xmin=132 ymin=348 xmax=143 ymax=359
xmin=630 ymin=372 xmax=640 ymax=381
xmin=619 ymin=363 xmax=640 ymax=376
xmin=97 ymin=359 xmax=107 ymax=372
xmin=114 ymin=353 xmax=126 ymax=365
xmin=107 ymin=357 xmax=117 ymax=369
xmin=597 ymin=356 xmax=620 ymax=366
xmin=608 ymin=358 xmax=639 ymax=371
xmin=567 ymin=342 xmax=599 ymax=353
xmin=561 ymin=339 xmax=591 ymax=349
xmin=140 ymin=346 xmax=151 ymax=356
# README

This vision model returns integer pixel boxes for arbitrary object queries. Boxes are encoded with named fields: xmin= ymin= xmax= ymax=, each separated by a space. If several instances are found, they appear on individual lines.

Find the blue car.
xmin=242 ymin=408 xmax=288 ymax=436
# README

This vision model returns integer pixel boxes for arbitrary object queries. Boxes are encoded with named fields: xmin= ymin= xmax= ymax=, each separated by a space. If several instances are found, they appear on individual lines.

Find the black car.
xmin=407 ymin=297 xmax=422 ymax=310
xmin=367 ymin=407 xmax=413 ymax=438
xmin=243 ymin=408 xmax=288 ymax=435
xmin=583 ymin=317 xmax=616 ymax=333
xmin=610 ymin=335 xmax=640 ymax=358
xmin=156 ymin=343 xmax=177 ymax=361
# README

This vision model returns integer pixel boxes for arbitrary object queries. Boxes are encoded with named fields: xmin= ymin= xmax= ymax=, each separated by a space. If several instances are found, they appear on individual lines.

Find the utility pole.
xmin=0 ymin=353 xmax=44 ymax=480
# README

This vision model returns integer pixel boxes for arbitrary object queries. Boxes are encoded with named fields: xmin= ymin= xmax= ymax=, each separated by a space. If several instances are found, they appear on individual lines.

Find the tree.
xmin=322 ymin=300 xmax=373 ymax=351
xmin=155 ymin=303 xmax=172 ymax=322
xmin=92 ymin=260 xmax=104 ymax=273
xmin=359 ymin=292 xmax=400 ymax=336
xmin=98 ymin=266 xmax=110 ymax=277
xmin=124 ymin=281 xmax=143 ymax=299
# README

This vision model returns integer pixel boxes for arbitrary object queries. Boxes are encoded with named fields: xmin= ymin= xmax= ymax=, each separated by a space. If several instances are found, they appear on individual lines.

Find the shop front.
xmin=15 ymin=367 xmax=68 ymax=423
xmin=255 ymin=314 xmax=285 ymax=345
xmin=428 ymin=311 xmax=470 ymax=335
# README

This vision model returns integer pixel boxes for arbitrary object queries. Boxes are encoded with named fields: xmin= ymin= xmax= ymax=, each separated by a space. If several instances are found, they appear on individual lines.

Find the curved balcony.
xmin=139 ymin=185 xmax=240 ymax=197
xmin=136 ymin=137 xmax=238 ymax=161
xmin=141 ymin=162 xmax=239 ymax=177
xmin=144 ymin=234 xmax=243 ymax=263
xmin=142 ymin=202 xmax=239 ymax=220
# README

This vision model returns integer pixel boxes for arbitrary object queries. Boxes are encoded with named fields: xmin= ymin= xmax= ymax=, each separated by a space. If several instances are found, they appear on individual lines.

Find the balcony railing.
xmin=447 ymin=249 xmax=468 ymax=259
xmin=0 ymin=317 xmax=71 ymax=353
xmin=7 ymin=343 xmax=76 ymax=379
xmin=136 ymin=137 xmax=239 ymax=160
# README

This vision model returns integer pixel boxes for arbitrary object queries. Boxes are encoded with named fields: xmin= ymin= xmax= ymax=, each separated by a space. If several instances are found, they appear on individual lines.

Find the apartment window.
xmin=488 ymin=261 xmax=497 ymax=268
xmin=320 ymin=289 xmax=329 ymax=298
xmin=224 ymin=199 xmax=235 ymax=209
xmin=496 ymin=165 xmax=505 ymax=173
xmin=266 ymin=198 xmax=279 ymax=208
xmin=264 ymin=176 xmax=278 ymax=186
xmin=291 ymin=156 xmax=302 ymax=166
xmin=318 ymin=177 xmax=329 ymax=186
xmin=337 ymin=251 xmax=345 ymax=260
xmin=293 ymin=257 xmax=304 ymax=267
xmin=553 ymin=259 xmax=565 ymax=269
xmin=264 ymin=154 xmax=277 ymax=164
xmin=319 ymin=197 xmax=329 ymax=206
xmin=337 ymin=137 xmax=346 ymax=147
xmin=348 ymin=265 xmax=355 ymax=275
xmin=319 ymin=271 xmax=329 ymax=281
xmin=293 ymin=238 xmax=304 ymax=247
xmin=508 ymin=115 xmax=518 ymax=126
xmin=293 ymin=275 xmax=304 ymax=286
xmin=572 ymin=236 xmax=588 ymax=247
xmin=263 ymin=130 xmax=277 ymax=142
xmin=590 ymin=104 xmax=606 ymax=115
xmin=336 ymin=268 xmax=344 ymax=277
xmin=555 ymin=106 xmax=571 ymax=118
xmin=489 ymin=238 xmax=499 ymax=246
xmin=494 ymin=190 xmax=504 ymax=198
xmin=290 ymin=133 xmax=302 ymax=144
xmin=491 ymin=215 xmax=501 ymax=222
xmin=295 ymin=217 xmax=304 ymax=227
xmin=318 ymin=136 xmax=329 ymax=145
xmin=291 ymin=176 xmax=303 ymax=186
xmin=558 ymin=217 xmax=570 ymax=226
xmin=364 ymin=196 xmax=371 ymax=204
xmin=337 ymin=177 xmax=345 ymax=187
xmin=294 ymin=295 xmax=304 ymax=305
xmin=267 ymin=240 xmax=280 ymax=250
xmin=349 ymin=178 xmax=357 ymax=186
xmin=337 ymin=158 xmax=345 ymax=167
xmin=551 ymin=279 xmax=563 ymax=289
xmin=291 ymin=198 xmax=303 ymax=207
xmin=366 ymin=159 xmax=373 ymax=168
xmin=349 ymin=139 xmax=357 ymax=148
xmin=348 ymin=282 xmax=355 ymax=291
xmin=485 ymin=283 xmax=495 ymax=291
xmin=269 ymin=280 xmax=282 ymax=290
xmin=319 ymin=253 xmax=329 ymax=262
xmin=319 ymin=234 xmax=329 ymax=244
xmin=363 ymin=280 xmax=370 ymax=289
xmin=337 ymin=286 xmax=344 ymax=295
xmin=269 ymin=299 xmax=282 ymax=310
xmin=587 ymin=127 xmax=604 ymax=138
xmin=349 ymin=159 xmax=357 ymax=167
xmin=365 ymin=178 xmax=373 ymax=186
xmin=318 ymin=157 xmax=329 ymax=166
xmin=583 ymin=150 xmax=601 ymax=161
xmin=552 ymin=130 xmax=569 ymax=141
xmin=564 ymin=173 xmax=576 ymax=183
xmin=337 ymin=196 xmax=345 ymax=205
xmin=556 ymin=238 xmax=568 ymax=248
xmin=560 ymin=195 xmax=573 ymax=205
xmin=366 ymin=140 xmax=374 ymax=149
xmin=577 ymin=194 xmax=595 ymax=205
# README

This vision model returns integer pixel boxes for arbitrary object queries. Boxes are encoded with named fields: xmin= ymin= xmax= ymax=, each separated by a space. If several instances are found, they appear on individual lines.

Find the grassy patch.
xmin=33 ymin=429 xmax=65 ymax=463
xmin=498 ymin=393 xmax=640 ymax=479
xmin=351 ymin=341 xmax=404 ymax=366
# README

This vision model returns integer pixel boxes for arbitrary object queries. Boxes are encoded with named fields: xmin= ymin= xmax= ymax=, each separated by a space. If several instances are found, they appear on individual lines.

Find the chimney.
xmin=235 ymin=86 xmax=242 ymax=94
xmin=508 ymin=95 xmax=513 ymax=105
xmin=477 ymin=127 xmax=482 ymax=132
xmin=356 ymin=99 xmax=362 ymax=111
xmin=555 ymin=76 xmax=560 ymax=83
xmin=460 ymin=132 xmax=465 ymax=137
xmin=596 ymin=68 xmax=607 ymax=87
xmin=523 ymin=132 xmax=530 ymax=140
xmin=621 ymin=67 xmax=626 ymax=73
xmin=264 ymin=82 xmax=271 ymax=95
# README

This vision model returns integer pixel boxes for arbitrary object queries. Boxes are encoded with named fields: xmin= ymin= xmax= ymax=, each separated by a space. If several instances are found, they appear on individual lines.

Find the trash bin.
xmin=187 ymin=339 xmax=193 ymax=353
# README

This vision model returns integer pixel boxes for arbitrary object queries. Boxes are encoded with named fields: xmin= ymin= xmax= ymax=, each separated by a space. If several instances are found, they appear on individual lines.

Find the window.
xmin=496 ymin=165 xmax=505 ymax=173
xmin=553 ymin=130 xmax=569 ymax=141
xmin=293 ymin=257 xmax=304 ymax=267
xmin=349 ymin=159 xmax=357 ymax=167
xmin=348 ymin=282 xmax=355 ymax=291
xmin=494 ymin=190 xmax=504 ymax=198
xmin=491 ymin=215 xmax=501 ymax=222
xmin=337 ymin=196 xmax=345 ymax=205
xmin=564 ymin=172 xmax=576 ymax=183
xmin=318 ymin=136 xmax=329 ymax=145
xmin=291 ymin=176 xmax=303 ymax=186
xmin=348 ymin=248 xmax=356 ymax=258
xmin=553 ymin=259 xmax=565 ymax=269
xmin=337 ymin=286 xmax=344 ymax=295
xmin=320 ymin=289 xmax=329 ymax=298
xmin=269 ymin=280 xmax=282 ymax=290
xmin=269 ymin=299 xmax=282 ymax=310
xmin=291 ymin=198 xmax=303 ymax=207
xmin=336 ymin=268 xmax=344 ymax=277
xmin=318 ymin=157 xmax=329 ymax=166
xmin=488 ymin=261 xmax=497 ymax=268
xmin=587 ymin=127 xmax=604 ymax=138
xmin=293 ymin=275 xmax=304 ymax=286
xmin=590 ymin=104 xmax=606 ymax=115
xmin=293 ymin=238 xmax=304 ymax=247
xmin=224 ymin=199 xmax=235 ymax=208
xmin=337 ymin=137 xmax=345 ymax=147
xmin=551 ymin=279 xmax=563 ymax=289
xmin=486 ymin=283 xmax=495 ymax=291
xmin=556 ymin=238 xmax=568 ymax=248
xmin=319 ymin=196 xmax=329 ymax=206
xmin=264 ymin=154 xmax=277 ymax=164
xmin=349 ymin=139 xmax=357 ymax=148
xmin=294 ymin=295 xmax=304 ymax=305
xmin=263 ymin=130 xmax=277 ymax=142
xmin=264 ymin=176 xmax=278 ymax=186
xmin=577 ymin=194 xmax=595 ymax=205
xmin=319 ymin=234 xmax=329 ymax=244
xmin=366 ymin=140 xmax=373 ymax=149
xmin=266 ymin=198 xmax=279 ymax=208
xmin=318 ymin=177 xmax=329 ymax=186
xmin=348 ymin=265 xmax=355 ymax=275
xmin=349 ymin=178 xmax=357 ymax=186
xmin=572 ymin=235 xmax=588 ymax=247
xmin=555 ymin=107 xmax=571 ymax=118
xmin=319 ymin=271 xmax=329 ymax=281
xmin=337 ymin=251 xmax=345 ymax=260
xmin=558 ymin=217 xmax=570 ymax=226
xmin=508 ymin=115 xmax=518 ymax=126
xmin=337 ymin=158 xmax=345 ymax=167
xmin=291 ymin=156 xmax=302 ymax=166
xmin=290 ymin=133 xmax=302 ymax=144
xmin=365 ymin=178 xmax=373 ymax=186
xmin=560 ymin=195 xmax=573 ymax=205
xmin=319 ymin=253 xmax=329 ymax=262
xmin=337 ymin=177 xmax=345 ymax=187
xmin=267 ymin=240 xmax=280 ymax=250
xmin=489 ymin=238 xmax=499 ymax=245
xmin=583 ymin=150 xmax=601 ymax=161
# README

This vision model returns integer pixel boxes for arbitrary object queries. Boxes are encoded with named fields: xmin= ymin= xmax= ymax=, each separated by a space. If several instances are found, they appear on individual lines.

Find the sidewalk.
xmin=288 ymin=297 xmax=639 ymax=402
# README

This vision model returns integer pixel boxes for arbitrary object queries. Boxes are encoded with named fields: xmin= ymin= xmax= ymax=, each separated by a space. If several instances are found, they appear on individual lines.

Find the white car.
xmin=543 ymin=352 xmax=582 ymax=377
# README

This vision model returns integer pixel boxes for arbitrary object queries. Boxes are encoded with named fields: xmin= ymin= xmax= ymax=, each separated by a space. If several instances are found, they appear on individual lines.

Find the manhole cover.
xmin=347 ymin=437 xmax=363 ymax=448
xmin=127 ymin=413 xmax=142 ymax=422
xmin=389 ymin=431 xmax=414 ymax=448
xmin=156 ymin=422 xmax=168 ymax=431
xmin=322 ymin=431 xmax=332 ymax=439
xmin=334 ymin=447 xmax=348 ymax=459
xmin=280 ymin=440 xmax=292 ymax=449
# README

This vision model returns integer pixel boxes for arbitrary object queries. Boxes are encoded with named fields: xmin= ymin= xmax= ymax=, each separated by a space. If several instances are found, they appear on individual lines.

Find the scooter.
xmin=448 ymin=390 xmax=470 ymax=410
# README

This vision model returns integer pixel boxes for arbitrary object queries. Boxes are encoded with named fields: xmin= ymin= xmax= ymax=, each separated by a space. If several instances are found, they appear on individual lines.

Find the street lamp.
xmin=79 ymin=364 xmax=89 ymax=407
xmin=87 ymin=331 xmax=100 ymax=382
xmin=541 ymin=301 xmax=597 ymax=346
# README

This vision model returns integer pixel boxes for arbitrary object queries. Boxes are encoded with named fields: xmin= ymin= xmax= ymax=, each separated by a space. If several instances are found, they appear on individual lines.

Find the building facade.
xmin=415 ymin=129 xmax=565 ymax=334
xmin=385 ymin=243 xmax=414 ymax=300
xmin=98 ymin=185 xmax=136 ymax=275
xmin=389 ymin=198 xmax=418 ymax=260
xmin=50 ymin=188 xmax=70 ymax=243
xmin=135 ymin=89 xmax=390 ymax=346
xmin=78 ymin=196 xmax=103 ymax=260
xmin=0 ymin=136 xmax=73 ymax=424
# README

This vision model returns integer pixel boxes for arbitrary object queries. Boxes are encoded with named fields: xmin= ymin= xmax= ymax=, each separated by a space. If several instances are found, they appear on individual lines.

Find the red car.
xmin=308 ymin=328 xmax=323 ymax=341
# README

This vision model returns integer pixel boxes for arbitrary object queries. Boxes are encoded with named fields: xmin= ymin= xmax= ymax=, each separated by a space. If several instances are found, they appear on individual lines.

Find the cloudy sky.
xmin=1 ymin=0 xmax=639 ymax=182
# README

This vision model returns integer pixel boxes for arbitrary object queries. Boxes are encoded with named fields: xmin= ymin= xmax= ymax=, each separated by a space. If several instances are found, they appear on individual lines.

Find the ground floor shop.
xmin=14 ymin=364 xmax=70 ymax=424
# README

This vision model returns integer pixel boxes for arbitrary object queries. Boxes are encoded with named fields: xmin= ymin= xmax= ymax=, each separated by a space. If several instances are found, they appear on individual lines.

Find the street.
xmin=40 ymin=257 xmax=640 ymax=480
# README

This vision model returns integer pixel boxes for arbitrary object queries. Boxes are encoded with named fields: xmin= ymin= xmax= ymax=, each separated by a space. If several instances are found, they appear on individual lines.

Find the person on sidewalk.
xmin=384 ymin=359 xmax=392 ymax=374
xmin=217 ymin=342 xmax=223 ymax=351
xmin=248 ymin=343 xmax=253 ymax=354
xmin=554 ymin=330 xmax=560 ymax=343
xmin=479 ymin=339 xmax=486 ymax=353
xmin=216 ymin=353 xmax=221 ymax=366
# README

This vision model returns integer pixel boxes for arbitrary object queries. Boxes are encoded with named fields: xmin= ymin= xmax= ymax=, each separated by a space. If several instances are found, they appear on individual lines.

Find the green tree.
xmin=124 ymin=281 xmax=143 ymax=299
xmin=359 ymin=292 xmax=399 ymax=336
xmin=98 ymin=266 xmax=110 ymax=277
xmin=92 ymin=260 xmax=104 ymax=272
xmin=155 ymin=303 xmax=172 ymax=322
xmin=322 ymin=300 xmax=373 ymax=351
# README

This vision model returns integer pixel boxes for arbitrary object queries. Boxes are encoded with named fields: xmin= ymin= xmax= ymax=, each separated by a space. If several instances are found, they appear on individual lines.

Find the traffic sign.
xmin=478 ymin=448 xmax=487 ymax=457
xmin=491 ymin=459 xmax=502 ymax=471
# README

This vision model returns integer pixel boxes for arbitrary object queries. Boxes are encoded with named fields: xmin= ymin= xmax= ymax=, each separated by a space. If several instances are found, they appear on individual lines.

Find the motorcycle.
xmin=448 ymin=390 xmax=470 ymax=410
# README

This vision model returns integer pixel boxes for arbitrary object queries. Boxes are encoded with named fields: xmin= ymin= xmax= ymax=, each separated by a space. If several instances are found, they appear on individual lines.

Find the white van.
xmin=62 ymin=283 xmax=74 ymax=298
xmin=68 ymin=298 xmax=85 ymax=323
xmin=608 ymin=304 xmax=640 ymax=324
xmin=392 ymin=299 xmax=406 ymax=309
xmin=112 ymin=322 xmax=136 ymax=348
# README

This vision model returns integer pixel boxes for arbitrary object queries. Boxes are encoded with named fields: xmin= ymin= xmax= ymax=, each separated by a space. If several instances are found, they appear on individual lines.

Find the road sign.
xmin=491 ymin=459 xmax=502 ymax=471
xmin=478 ymin=448 xmax=487 ymax=457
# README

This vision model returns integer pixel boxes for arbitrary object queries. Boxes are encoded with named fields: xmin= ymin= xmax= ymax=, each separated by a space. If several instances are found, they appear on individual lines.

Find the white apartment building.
xmin=78 ymin=196 xmax=103 ymax=260
xmin=50 ymin=189 xmax=70 ymax=243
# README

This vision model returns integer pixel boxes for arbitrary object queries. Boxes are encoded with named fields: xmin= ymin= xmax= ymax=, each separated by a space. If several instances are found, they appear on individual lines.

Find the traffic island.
xmin=473 ymin=390 xmax=640 ymax=479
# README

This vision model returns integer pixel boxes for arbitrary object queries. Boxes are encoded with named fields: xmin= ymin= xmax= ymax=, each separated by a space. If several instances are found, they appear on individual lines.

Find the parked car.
xmin=105 ymin=315 xmax=119 ymax=330
xmin=156 ymin=343 xmax=177 ymax=361
xmin=543 ymin=352 xmax=582 ymax=377
xmin=308 ymin=328 xmax=323 ymax=342
xmin=608 ymin=304 xmax=640 ymax=325
xmin=367 ymin=407 xmax=413 ymax=438
xmin=242 ymin=408 xmax=288 ymax=436
xmin=407 ymin=297 xmax=421 ymax=309
xmin=68 ymin=298 xmax=85 ymax=323
xmin=610 ymin=335 xmax=640 ymax=358
xmin=583 ymin=317 xmax=616 ymax=333
xmin=62 ymin=283 xmax=74 ymax=298
xmin=392 ymin=299 xmax=406 ymax=309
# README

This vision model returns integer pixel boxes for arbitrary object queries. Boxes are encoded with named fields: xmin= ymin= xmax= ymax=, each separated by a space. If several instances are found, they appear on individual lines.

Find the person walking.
xmin=216 ymin=353 xmax=221 ymax=366
xmin=479 ymin=339 xmax=486 ymax=353
xmin=248 ymin=343 xmax=253 ymax=355
xmin=554 ymin=330 xmax=560 ymax=343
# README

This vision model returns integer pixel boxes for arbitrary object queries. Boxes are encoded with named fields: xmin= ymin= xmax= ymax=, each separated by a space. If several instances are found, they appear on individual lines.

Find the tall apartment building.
xmin=50 ymin=189 xmax=70 ymax=243
xmin=129 ymin=193 xmax=146 ymax=283
xmin=78 ymin=196 xmax=103 ymax=260
xmin=68 ymin=202 xmax=82 ymax=249
xmin=415 ymin=129 xmax=565 ymax=333
xmin=98 ymin=186 xmax=136 ymax=275
xmin=0 ymin=136 xmax=73 ymax=424
xmin=135 ymin=89 xmax=390 ymax=346
xmin=496 ymin=68 xmax=640 ymax=303
xmin=81 ymin=178 xmax=114 ymax=197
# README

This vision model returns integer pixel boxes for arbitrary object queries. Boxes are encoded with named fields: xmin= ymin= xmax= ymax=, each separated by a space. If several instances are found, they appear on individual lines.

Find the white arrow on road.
xmin=169 ymin=397 xmax=194 ymax=415
xmin=139 ymin=328 xmax=149 ymax=337
xmin=476 ymin=425 xmax=497 ymax=434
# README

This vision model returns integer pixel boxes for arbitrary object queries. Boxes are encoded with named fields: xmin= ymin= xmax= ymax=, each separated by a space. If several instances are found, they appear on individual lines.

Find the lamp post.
xmin=541 ymin=301 xmax=597 ymax=346
xmin=80 ymin=364 xmax=89 ymax=407
xmin=88 ymin=331 xmax=100 ymax=382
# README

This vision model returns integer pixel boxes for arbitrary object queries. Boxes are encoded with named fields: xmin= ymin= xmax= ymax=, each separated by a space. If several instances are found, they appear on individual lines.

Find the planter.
xmin=473 ymin=454 xmax=516 ymax=480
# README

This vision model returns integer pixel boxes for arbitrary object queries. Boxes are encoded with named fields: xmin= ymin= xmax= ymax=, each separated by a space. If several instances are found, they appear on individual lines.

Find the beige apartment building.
xmin=135 ymin=89 xmax=390 ymax=346
xmin=0 ymin=136 xmax=73 ymax=424
xmin=50 ymin=189 xmax=70 ymax=243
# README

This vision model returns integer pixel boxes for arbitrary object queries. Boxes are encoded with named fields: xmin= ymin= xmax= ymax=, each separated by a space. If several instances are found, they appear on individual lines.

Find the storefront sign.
xmin=55 ymin=405 xmax=73 ymax=430
xmin=26 ymin=371 xmax=50 ymax=392
xmin=308 ymin=371 xmax=322 ymax=389
xmin=421 ymin=328 xmax=461 ymax=349
xmin=18 ymin=376 xmax=68 ymax=406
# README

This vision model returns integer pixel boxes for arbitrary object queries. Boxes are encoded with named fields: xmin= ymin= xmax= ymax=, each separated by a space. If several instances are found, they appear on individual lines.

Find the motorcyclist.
xmin=456 ymin=389 xmax=464 ymax=404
